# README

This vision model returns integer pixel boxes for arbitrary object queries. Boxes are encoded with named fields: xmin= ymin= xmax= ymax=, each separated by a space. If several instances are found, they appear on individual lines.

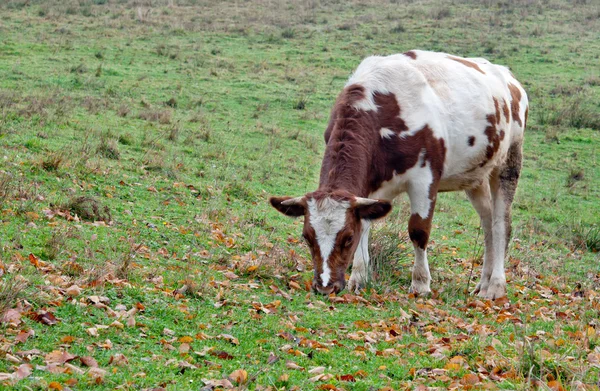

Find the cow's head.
xmin=270 ymin=193 xmax=391 ymax=295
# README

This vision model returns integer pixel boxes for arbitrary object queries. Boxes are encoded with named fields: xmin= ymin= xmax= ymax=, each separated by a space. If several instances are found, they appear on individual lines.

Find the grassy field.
xmin=0 ymin=0 xmax=599 ymax=389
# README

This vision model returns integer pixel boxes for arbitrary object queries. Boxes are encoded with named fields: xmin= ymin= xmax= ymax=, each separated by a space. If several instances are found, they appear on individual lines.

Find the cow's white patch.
xmin=379 ymin=127 xmax=395 ymax=139
xmin=407 ymin=157 xmax=434 ymax=219
xmin=307 ymin=198 xmax=350 ymax=287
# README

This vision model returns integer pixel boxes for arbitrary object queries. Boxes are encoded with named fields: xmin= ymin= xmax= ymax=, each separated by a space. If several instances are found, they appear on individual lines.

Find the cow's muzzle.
xmin=312 ymin=279 xmax=345 ymax=295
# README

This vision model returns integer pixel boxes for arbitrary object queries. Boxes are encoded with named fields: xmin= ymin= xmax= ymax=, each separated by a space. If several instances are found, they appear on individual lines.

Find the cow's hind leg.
xmin=486 ymin=141 xmax=523 ymax=300
xmin=348 ymin=221 xmax=371 ymax=293
xmin=407 ymin=180 xmax=439 ymax=295
xmin=466 ymin=181 xmax=495 ymax=296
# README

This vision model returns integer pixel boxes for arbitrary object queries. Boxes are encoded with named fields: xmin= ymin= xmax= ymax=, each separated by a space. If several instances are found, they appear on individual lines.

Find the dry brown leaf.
xmin=15 ymin=330 xmax=34 ymax=344
xmin=109 ymin=353 xmax=128 ymax=366
xmin=229 ymin=369 xmax=248 ymax=385
xmin=13 ymin=364 xmax=33 ymax=380
xmin=308 ymin=366 xmax=326 ymax=375
xmin=461 ymin=373 xmax=480 ymax=385
xmin=45 ymin=350 xmax=77 ymax=365
xmin=66 ymin=285 xmax=82 ymax=297
xmin=80 ymin=356 xmax=99 ymax=368
xmin=217 ymin=334 xmax=239 ymax=345
xmin=285 ymin=360 xmax=304 ymax=370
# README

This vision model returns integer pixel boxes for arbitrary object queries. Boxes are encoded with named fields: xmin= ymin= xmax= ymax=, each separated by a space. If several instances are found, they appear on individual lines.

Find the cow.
xmin=270 ymin=50 xmax=528 ymax=300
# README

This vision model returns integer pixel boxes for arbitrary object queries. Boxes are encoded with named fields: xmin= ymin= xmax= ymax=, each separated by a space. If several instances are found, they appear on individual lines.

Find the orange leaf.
xmin=229 ymin=369 xmax=248 ymax=385
xmin=461 ymin=373 xmax=480 ymax=385
xmin=178 ymin=336 xmax=193 ymax=343
xmin=61 ymin=336 xmax=75 ymax=343
xmin=548 ymin=380 xmax=565 ymax=391
xmin=48 ymin=381 xmax=63 ymax=390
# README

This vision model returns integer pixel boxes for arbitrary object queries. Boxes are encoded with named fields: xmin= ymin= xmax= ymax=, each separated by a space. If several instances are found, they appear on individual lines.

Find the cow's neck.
xmin=318 ymin=118 xmax=375 ymax=197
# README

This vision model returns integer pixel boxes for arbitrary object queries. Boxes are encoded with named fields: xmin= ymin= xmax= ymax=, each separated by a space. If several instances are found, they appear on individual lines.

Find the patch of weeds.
xmin=64 ymin=196 xmax=112 ymax=222
xmin=82 ymin=96 xmax=105 ymax=114
xmin=566 ymin=169 xmax=584 ymax=188
xmin=168 ymin=126 xmax=179 ymax=141
xmin=0 ymin=173 xmax=14 ymax=208
xmin=44 ymin=231 xmax=66 ymax=260
xmin=0 ymin=277 xmax=28 ymax=315
xmin=430 ymin=7 xmax=451 ymax=20
xmin=118 ymin=133 xmax=134 ymax=146
xmin=117 ymin=104 xmax=130 ymax=117
xmin=569 ymin=223 xmax=600 ymax=252
xmin=164 ymin=97 xmax=177 ymax=108
xmin=368 ymin=224 xmax=411 ymax=291
xmin=138 ymin=109 xmax=172 ymax=124
xmin=390 ymin=22 xmax=405 ymax=33
xmin=41 ymin=152 xmax=63 ymax=172
xmin=281 ymin=28 xmax=295 ymax=39
xmin=70 ymin=63 xmax=87 ymax=74
xmin=117 ymin=241 xmax=143 ymax=279
xmin=337 ymin=22 xmax=355 ymax=31
xmin=97 ymin=136 xmax=121 ymax=159
xmin=223 ymin=181 xmax=256 ymax=202
xmin=293 ymin=97 xmax=307 ymax=110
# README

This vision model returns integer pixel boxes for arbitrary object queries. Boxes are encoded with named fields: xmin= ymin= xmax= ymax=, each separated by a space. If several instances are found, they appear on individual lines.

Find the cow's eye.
xmin=344 ymin=235 xmax=354 ymax=247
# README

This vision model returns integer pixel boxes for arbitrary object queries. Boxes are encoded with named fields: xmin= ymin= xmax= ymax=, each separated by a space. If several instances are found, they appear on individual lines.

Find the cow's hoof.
xmin=347 ymin=276 xmax=365 ymax=294
xmin=478 ymin=279 xmax=506 ymax=300
xmin=471 ymin=282 xmax=485 ymax=296
xmin=409 ymin=281 xmax=431 ymax=296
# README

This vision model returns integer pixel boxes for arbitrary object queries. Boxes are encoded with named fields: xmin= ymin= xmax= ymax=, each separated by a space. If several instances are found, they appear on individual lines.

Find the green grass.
xmin=0 ymin=0 xmax=599 ymax=390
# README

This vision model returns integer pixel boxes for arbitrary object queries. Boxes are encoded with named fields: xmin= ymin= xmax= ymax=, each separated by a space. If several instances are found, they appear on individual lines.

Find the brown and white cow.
xmin=270 ymin=50 xmax=528 ymax=300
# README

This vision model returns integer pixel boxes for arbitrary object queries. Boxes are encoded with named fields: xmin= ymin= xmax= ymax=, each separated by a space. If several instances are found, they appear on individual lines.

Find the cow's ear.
xmin=269 ymin=196 xmax=306 ymax=217
xmin=354 ymin=198 xmax=392 ymax=221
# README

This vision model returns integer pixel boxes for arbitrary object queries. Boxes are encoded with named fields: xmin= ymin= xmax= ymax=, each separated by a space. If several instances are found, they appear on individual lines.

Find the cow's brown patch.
xmin=373 ymin=92 xmax=408 ymax=135
xmin=447 ymin=56 xmax=485 ymax=74
xmin=480 ymin=113 xmax=501 ymax=167
xmin=524 ymin=106 xmax=529 ymax=129
xmin=502 ymin=99 xmax=510 ymax=123
xmin=468 ymin=136 xmax=476 ymax=146
xmin=409 ymin=213 xmax=431 ymax=249
xmin=370 ymin=124 xmax=446 ymax=194
xmin=404 ymin=50 xmax=417 ymax=60
xmin=507 ymin=83 xmax=522 ymax=127
xmin=493 ymin=98 xmax=501 ymax=125
xmin=325 ymin=84 xmax=366 ymax=143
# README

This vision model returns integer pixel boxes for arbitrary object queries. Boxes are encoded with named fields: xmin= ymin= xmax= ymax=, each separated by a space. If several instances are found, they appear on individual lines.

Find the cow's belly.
xmin=438 ymin=169 xmax=489 ymax=192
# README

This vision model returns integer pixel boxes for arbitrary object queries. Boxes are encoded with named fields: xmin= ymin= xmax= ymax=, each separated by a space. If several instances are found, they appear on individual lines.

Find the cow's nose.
xmin=312 ymin=280 xmax=346 ymax=295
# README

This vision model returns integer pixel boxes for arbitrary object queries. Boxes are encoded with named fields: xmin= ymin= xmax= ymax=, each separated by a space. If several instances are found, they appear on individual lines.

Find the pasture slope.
xmin=0 ymin=0 xmax=599 ymax=389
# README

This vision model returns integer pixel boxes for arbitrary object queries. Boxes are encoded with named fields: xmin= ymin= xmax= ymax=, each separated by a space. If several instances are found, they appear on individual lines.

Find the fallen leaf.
xmin=80 ymin=356 xmax=99 ymax=368
xmin=461 ymin=373 xmax=480 ymax=385
xmin=66 ymin=285 xmax=82 ymax=297
xmin=339 ymin=374 xmax=356 ymax=382
xmin=217 ymin=333 xmax=239 ymax=345
xmin=45 ymin=350 xmax=77 ymax=365
xmin=210 ymin=350 xmax=234 ymax=360
xmin=308 ymin=366 xmax=326 ymax=375
xmin=229 ymin=369 xmax=248 ymax=385
xmin=109 ymin=353 xmax=128 ymax=366
xmin=13 ymin=364 xmax=33 ymax=380
xmin=48 ymin=381 xmax=63 ymax=390
xmin=30 ymin=310 xmax=59 ymax=326
xmin=285 ymin=360 xmax=304 ymax=370
xmin=15 ymin=329 xmax=34 ymax=344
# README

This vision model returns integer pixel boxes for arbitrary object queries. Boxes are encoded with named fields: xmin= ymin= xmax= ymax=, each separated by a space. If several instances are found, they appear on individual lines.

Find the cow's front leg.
xmin=348 ymin=221 xmax=371 ymax=294
xmin=407 ymin=180 xmax=438 ymax=296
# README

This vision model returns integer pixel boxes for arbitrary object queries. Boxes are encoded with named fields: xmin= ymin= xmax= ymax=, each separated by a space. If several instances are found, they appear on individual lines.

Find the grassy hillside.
xmin=1 ymin=0 xmax=599 ymax=390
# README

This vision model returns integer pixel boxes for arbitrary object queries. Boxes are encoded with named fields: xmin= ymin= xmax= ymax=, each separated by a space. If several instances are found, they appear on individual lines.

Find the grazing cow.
xmin=270 ymin=50 xmax=528 ymax=300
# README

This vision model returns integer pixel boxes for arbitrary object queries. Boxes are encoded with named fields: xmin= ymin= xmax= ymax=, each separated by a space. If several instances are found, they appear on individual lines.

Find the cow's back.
xmin=346 ymin=50 xmax=528 ymax=192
